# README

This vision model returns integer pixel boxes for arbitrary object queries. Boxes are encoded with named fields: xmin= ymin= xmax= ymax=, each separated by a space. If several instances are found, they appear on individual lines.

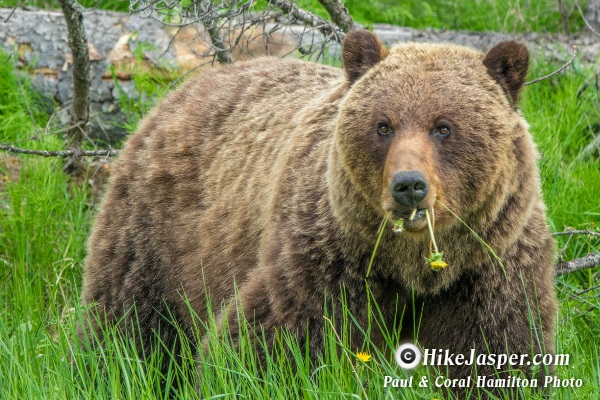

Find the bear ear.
xmin=342 ymin=30 xmax=389 ymax=84
xmin=483 ymin=41 xmax=529 ymax=105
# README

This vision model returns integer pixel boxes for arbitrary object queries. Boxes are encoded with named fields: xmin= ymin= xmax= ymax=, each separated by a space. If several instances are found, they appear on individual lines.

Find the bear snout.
xmin=390 ymin=170 xmax=429 ymax=209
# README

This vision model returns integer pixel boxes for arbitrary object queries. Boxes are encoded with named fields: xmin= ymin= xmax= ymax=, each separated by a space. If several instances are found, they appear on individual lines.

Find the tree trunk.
xmin=57 ymin=0 xmax=90 ymax=149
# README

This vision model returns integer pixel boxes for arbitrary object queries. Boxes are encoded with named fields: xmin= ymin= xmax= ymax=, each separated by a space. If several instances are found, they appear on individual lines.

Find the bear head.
xmin=334 ymin=30 xmax=533 ymax=238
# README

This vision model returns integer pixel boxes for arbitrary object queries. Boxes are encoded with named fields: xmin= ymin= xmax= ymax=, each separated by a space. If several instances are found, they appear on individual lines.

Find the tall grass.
xmin=343 ymin=0 xmax=586 ymax=32
xmin=522 ymin=56 xmax=600 ymax=273
xmin=1 ymin=34 xmax=599 ymax=400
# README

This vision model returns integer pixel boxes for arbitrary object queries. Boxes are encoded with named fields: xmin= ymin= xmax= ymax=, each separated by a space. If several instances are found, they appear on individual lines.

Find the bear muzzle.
xmin=388 ymin=170 xmax=432 ymax=231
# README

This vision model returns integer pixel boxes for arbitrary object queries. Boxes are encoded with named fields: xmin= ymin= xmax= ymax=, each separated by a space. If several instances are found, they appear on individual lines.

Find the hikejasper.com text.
xmin=423 ymin=348 xmax=570 ymax=370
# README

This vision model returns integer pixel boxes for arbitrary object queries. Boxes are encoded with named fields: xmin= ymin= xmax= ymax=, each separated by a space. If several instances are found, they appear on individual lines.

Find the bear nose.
xmin=390 ymin=171 xmax=429 ymax=209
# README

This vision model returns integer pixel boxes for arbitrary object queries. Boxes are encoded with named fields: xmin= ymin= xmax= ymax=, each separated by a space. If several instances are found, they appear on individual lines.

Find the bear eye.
xmin=432 ymin=125 xmax=451 ymax=138
xmin=377 ymin=123 xmax=393 ymax=137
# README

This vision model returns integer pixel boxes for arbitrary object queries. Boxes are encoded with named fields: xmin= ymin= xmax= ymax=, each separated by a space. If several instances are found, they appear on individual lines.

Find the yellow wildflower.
xmin=426 ymin=250 xmax=448 ymax=271
xmin=430 ymin=259 xmax=448 ymax=271
xmin=425 ymin=209 xmax=448 ymax=271
xmin=356 ymin=351 xmax=371 ymax=363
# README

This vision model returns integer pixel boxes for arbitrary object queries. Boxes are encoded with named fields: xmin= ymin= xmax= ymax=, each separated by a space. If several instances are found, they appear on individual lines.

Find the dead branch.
xmin=523 ymin=45 xmax=579 ymax=86
xmin=552 ymin=229 xmax=600 ymax=238
xmin=556 ymin=284 xmax=599 ymax=310
xmin=204 ymin=23 xmax=233 ymax=64
xmin=57 ymin=0 xmax=91 ymax=148
xmin=576 ymin=0 xmax=600 ymax=38
xmin=130 ymin=0 xmax=339 ymax=63
xmin=576 ymin=283 xmax=600 ymax=296
xmin=0 ymin=145 xmax=120 ymax=158
xmin=4 ymin=1 xmax=20 ymax=22
xmin=193 ymin=0 xmax=235 ymax=64
xmin=555 ymin=253 xmax=600 ymax=276
xmin=317 ymin=0 xmax=354 ymax=33
xmin=270 ymin=0 xmax=345 ymax=43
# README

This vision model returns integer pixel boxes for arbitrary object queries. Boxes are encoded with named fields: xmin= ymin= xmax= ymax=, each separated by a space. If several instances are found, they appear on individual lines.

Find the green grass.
xmin=0 ymin=0 xmax=130 ymax=12
xmin=274 ymin=0 xmax=586 ymax=33
xmin=522 ymin=56 xmax=600 ymax=261
xmin=1 ymin=30 xmax=599 ymax=400
xmin=341 ymin=0 xmax=586 ymax=32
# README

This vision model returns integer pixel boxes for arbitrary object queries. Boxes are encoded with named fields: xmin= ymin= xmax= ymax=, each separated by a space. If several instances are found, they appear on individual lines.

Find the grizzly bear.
xmin=81 ymin=30 xmax=557 ymax=395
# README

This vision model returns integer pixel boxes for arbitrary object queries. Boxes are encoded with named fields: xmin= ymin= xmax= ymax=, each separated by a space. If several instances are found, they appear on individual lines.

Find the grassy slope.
xmin=1 ymin=7 xmax=599 ymax=400
xmin=295 ymin=0 xmax=586 ymax=32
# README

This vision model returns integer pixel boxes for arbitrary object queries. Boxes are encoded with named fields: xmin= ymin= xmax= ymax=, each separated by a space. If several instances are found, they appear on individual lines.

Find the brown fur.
xmin=81 ymin=30 xmax=557 ymax=396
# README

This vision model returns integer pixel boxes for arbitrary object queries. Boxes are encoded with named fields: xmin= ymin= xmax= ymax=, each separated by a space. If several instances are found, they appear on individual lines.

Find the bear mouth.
xmin=390 ymin=208 xmax=429 ymax=233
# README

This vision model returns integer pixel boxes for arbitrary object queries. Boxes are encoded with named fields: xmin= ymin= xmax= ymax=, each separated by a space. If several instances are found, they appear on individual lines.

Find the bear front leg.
xmin=204 ymin=273 xmax=326 ymax=372
xmin=416 ymin=268 xmax=556 ymax=398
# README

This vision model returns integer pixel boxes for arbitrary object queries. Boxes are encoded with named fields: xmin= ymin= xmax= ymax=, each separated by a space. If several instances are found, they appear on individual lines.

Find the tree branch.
xmin=196 ymin=0 xmax=234 ymax=64
xmin=552 ymin=229 xmax=600 ymax=238
xmin=555 ymin=253 xmax=600 ymax=276
xmin=524 ymin=45 xmax=579 ymax=86
xmin=317 ymin=0 xmax=354 ymax=33
xmin=0 ymin=145 xmax=119 ymax=158
xmin=576 ymin=0 xmax=600 ymax=38
xmin=576 ymin=283 xmax=600 ymax=296
xmin=270 ymin=0 xmax=345 ymax=43
xmin=4 ymin=0 xmax=21 ymax=23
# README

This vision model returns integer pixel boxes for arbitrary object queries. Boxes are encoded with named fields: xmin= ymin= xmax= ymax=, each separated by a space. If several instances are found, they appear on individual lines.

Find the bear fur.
xmin=81 ymin=30 xmax=557 ymax=393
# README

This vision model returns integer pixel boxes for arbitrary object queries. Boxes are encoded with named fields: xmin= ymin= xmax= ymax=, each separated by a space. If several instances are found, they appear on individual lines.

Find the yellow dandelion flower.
xmin=425 ymin=209 xmax=448 ymax=271
xmin=356 ymin=351 xmax=371 ymax=363
xmin=426 ymin=250 xmax=448 ymax=271
xmin=430 ymin=259 xmax=448 ymax=270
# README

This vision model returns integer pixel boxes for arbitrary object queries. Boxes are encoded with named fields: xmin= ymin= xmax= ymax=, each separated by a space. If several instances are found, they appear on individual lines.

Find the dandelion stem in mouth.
xmin=425 ymin=209 xmax=439 ymax=253
xmin=425 ymin=208 xmax=447 ymax=270
xmin=409 ymin=208 xmax=417 ymax=221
